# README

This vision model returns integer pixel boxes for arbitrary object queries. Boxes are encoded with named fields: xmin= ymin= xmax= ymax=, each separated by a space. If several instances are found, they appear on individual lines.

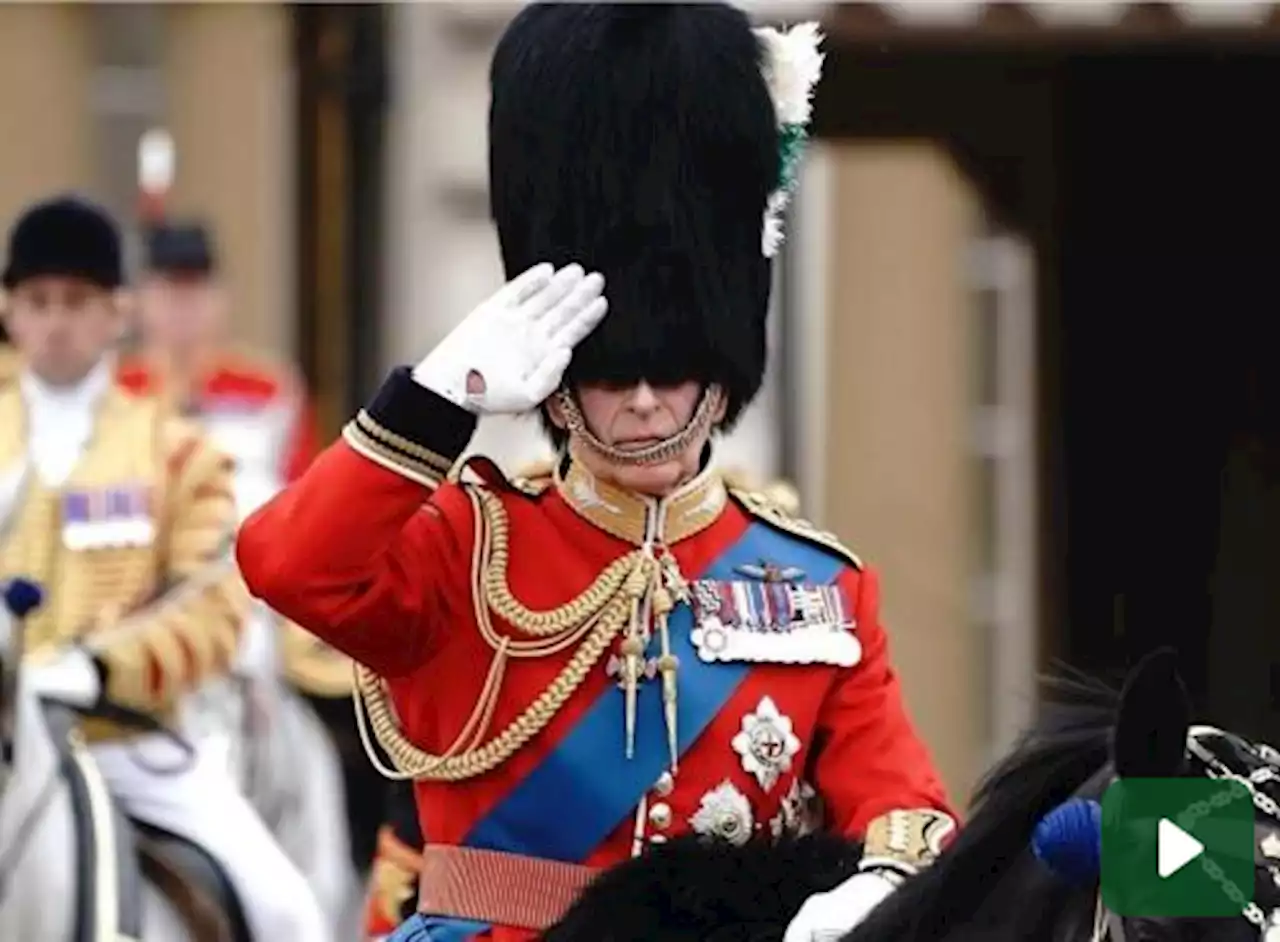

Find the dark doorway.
xmin=818 ymin=40 xmax=1280 ymax=741
xmin=1059 ymin=53 xmax=1280 ymax=742
xmin=295 ymin=3 xmax=389 ymax=443
xmin=293 ymin=2 xmax=391 ymax=871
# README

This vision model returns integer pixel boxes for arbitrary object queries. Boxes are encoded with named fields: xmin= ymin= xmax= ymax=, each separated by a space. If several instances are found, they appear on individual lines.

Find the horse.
xmin=544 ymin=649 xmax=1280 ymax=941
xmin=1 ymin=578 xmax=252 ymax=942
xmin=231 ymin=615 xmax=361 ymax=933
xmin=187 ymin=458 xmax=360 ymax=933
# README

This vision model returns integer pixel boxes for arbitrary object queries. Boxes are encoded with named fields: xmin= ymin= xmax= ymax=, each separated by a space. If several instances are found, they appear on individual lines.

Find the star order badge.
xmin=732 ymin=695 xmax=801 ymax=793
xmin=690 ymin=780 xmax=754 ymax=846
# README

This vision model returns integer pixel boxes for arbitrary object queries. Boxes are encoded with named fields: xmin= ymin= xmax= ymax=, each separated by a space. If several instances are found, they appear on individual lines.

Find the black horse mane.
xmin=543 ymin=828 xmax=866 ymax=941
xmin=843 ymin=667 xmax=1121 ymax=942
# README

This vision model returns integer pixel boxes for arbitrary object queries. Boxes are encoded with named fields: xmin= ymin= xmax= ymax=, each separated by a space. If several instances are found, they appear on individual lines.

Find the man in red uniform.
xmin=117 ymin=222 xmax=350 ymax=702
xmin=237 ymin=5 xmax=956 ymax=941
xmin=118 ymin=220 xmax=364 ymax=885
xmin=117 ymin=222 xmax=319 ymax=503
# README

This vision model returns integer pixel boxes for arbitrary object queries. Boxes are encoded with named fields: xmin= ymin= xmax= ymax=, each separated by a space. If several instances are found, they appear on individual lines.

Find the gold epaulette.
xmin=728 ymin=486 xmax=863 ymax=571
xmin=722 ymin=468 xmax=802 ymax=516
xmin=511 ymin=457 xmax=555 ymax=497
xmin=446 ymin=454 xmax=553 ymax=498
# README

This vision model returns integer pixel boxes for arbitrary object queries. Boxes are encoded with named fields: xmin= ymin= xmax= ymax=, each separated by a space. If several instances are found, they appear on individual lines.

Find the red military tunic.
xmin=236 ymin=368 xmax=955 ymax=941
xmin=117 ymin=347 xmax=319 ymax=493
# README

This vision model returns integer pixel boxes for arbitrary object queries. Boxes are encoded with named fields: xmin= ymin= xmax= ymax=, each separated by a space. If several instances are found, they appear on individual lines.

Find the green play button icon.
xmin=1101 ymin=777 xmax=1256 ymax=917
xmin=1156 ymin=817 xmax=1202 ymax=878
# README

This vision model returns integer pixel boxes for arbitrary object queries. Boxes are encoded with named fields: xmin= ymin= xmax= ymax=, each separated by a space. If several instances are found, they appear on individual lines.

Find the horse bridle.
xmin=1088 ymin=725 xmax=1280 ymax=941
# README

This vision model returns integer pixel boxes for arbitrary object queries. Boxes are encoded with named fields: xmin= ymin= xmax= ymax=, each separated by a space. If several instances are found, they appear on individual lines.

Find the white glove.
xmin=25 ymin=646 xmax=101 ymax=709
xmin=782 ymin=869 xmax=900 ymax=942
xmin=411 ymin=262 xmax=607 ymax=415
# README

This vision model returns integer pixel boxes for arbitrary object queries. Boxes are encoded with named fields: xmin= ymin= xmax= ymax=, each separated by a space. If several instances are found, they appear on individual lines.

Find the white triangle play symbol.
xmin=1157 ymin=817 xmax=1204 ymax=878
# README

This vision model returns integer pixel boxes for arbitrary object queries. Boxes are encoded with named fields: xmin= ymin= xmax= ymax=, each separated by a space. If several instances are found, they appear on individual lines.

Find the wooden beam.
xmin=824 ymin=1 xmax=1280 ymax=50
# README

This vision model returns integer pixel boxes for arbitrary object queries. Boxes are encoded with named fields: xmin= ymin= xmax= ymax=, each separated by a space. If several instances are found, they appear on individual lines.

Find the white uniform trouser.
xmin=90 ymin=729 xmax=331 ymax=941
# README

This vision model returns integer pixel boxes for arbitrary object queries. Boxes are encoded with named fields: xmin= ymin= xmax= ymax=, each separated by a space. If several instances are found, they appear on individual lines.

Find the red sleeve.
xmin=235 ymin=367 xmax=477 ymax=679
xmin=812 ymin=565 xmax=957 ymax=837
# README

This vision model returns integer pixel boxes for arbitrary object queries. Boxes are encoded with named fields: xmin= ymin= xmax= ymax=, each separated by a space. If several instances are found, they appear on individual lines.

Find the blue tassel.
xmin=1032 ymin=797 xmax=1102 ymax=886
xmin=2 ymin=578 xmax=44 ymax=618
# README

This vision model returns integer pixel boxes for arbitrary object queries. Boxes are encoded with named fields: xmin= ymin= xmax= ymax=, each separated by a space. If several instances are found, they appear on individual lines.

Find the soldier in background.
xmin=118 ymin=222 xmax=318 ymax=507
xmin=0 ymin=194 xmax=328 ymax=939
xmin=117 ymin=223 xmax=352 ymax=697
xmin=118 ymin=221 xmax=363 ymax=908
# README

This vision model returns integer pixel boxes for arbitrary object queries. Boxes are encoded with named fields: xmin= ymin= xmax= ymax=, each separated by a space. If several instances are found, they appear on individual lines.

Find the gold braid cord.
xmin=355 ymin=487 xmax=664 ymax=782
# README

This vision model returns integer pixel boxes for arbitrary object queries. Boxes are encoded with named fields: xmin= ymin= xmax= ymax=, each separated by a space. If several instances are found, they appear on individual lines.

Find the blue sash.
xmin=461 ymin=521 xmax=844 ymax=862
xmin=388 ymin=914 xmax=490 ymax=941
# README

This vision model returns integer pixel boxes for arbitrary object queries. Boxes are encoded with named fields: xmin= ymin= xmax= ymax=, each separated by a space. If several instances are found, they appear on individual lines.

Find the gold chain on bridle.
xmin=353 ymin=487 xmax=679 ymax=782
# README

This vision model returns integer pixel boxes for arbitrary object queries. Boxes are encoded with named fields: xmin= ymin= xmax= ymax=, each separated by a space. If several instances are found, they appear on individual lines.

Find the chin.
xmin=612 ymin=461 xmax=688 ymax=497
xmin=35 ymin=359 xmax=92 ymax=387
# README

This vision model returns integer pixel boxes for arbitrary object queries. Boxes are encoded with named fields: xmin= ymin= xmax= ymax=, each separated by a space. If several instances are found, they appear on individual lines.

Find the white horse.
xmin=180 ymin=465 xmax=360 ymax=932
xmin=232 ymin=606 xmax=360 ymax=931
xmin=0 ymin=579 xmax=196 ymax=941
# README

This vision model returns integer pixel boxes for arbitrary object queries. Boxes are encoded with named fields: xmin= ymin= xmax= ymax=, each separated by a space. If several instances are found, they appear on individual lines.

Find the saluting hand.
xmin=412 ymin=263 xmax=607 ymax=416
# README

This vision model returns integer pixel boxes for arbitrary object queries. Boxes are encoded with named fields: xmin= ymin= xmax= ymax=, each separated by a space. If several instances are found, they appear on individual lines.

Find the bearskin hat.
xmin=145 ymin=222 xmax=217 ymax=276
xmin=2 ymin=195 xmax=123 ymax=291
xmin=489 ymin=3 xmax=780 ymax=428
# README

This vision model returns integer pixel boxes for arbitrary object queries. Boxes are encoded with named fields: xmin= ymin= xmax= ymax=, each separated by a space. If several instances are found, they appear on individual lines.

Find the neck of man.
xmin=152 ymin=341 xmax=207 ymax=377
xmin=555 ymin=444 xmax=726 ymax=546
xmin=21 ymin=356 xmax=111 ymax=404
xmin=143 ymin=342 xmax=214 ymax=411
xmin=18 ymin=357 xmax=113 ymax=486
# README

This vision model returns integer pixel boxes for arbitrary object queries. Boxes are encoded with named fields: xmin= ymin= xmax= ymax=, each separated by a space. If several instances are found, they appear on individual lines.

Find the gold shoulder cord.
xmin=729 ymin=487 xmax=864 ymax=571
xmin=354 ymin=486 xmax=662 ymax=782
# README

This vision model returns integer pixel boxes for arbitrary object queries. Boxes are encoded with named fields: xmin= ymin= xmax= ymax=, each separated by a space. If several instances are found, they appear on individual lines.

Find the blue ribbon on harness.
xmin=462 ymin=521 xmax=844 ymax=861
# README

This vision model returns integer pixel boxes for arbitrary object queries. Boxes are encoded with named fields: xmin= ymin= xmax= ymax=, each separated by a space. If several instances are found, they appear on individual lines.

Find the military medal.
xmin=61 ymin=485 xmax=155 ymax=550
xmin=733 ymin=560 xmax=806 ymax=583
xmin=690 ymin=780 xmax=754 ymax=846
xmin=731 ymin=696 xmax=801 ymax=792
xmin=770 ymin=778 xmax=820 ymax=838
xmin=606 ymin=653 xmax=658 ymax=687
xmin=689 ymin=562 xmax=860 ymax=667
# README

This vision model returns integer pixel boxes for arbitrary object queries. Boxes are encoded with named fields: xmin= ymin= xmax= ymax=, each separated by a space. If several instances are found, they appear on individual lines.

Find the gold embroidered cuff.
xmin=862 ymin=808 xmax=957 ymax=873
xmin=342 ymin=367 xmax=476 ymax=487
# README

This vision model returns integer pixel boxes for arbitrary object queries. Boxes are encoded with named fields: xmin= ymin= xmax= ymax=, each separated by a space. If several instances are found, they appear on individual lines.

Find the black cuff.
xmin=342 ymin=367 xmax=477 ymax=484
xmin=859 ymin=858 xmax=916 ymax=882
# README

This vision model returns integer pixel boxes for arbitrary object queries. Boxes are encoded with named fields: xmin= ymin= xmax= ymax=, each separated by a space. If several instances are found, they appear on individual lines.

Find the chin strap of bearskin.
xmin=556 ymin=385 xmax=724 ymax=467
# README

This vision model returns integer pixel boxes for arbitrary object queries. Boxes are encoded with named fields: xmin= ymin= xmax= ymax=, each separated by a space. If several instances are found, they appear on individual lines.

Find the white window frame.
xmin=969 ymin=232 xmax=1040 ymax=761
